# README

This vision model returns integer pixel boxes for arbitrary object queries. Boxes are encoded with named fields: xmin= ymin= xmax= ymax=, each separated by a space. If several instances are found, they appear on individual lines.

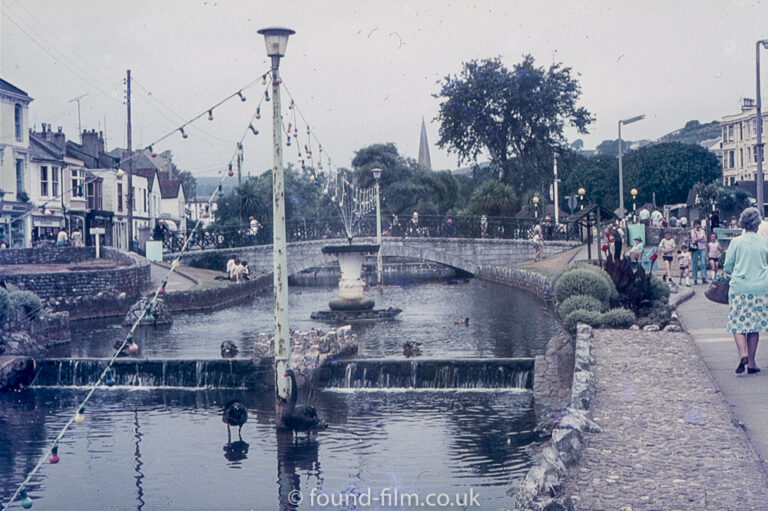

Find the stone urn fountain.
xmin=311 ymin=243 xmax=401 ymax=321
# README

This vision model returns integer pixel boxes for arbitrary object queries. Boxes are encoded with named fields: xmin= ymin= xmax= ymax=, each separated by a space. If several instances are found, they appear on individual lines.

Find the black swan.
xmin=222 ymin=399 xmax=248 ymax=441
xmin=403 ymin=341 xmax=422 ymax=358
xmin=281 ymin=369 xmax=327 ymax=436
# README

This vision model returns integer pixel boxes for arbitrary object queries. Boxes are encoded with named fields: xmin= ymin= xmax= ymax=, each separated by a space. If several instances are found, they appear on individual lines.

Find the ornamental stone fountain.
xmin=310 ymin=243 xmax=402 ymax=321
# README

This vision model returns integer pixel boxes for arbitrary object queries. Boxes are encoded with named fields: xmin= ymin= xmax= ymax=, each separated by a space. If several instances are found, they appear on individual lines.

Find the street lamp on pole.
xmin=755 ymin=39 xmax=768 ymax=214
xmin=257 ymin=26 xmax=295 ymax=423
xmin=372 ymin=167 xmax=383 ymax=289
xmin=532 ymin=195 xmax=540 ymax=218
xmin=578 ymin=187 xmax=586 ymax=210
xmin=618 ymin=114 xmax=645 ymax=219
xmin=631 ymin=188 xmax=638 ymax=221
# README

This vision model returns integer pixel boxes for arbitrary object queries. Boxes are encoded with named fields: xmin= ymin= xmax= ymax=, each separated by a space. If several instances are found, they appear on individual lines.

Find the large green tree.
xmin=434 ymin=55 xmax=594 ymax=194
xmin=351 ymin=143 xmax=460 ymax=216
xmin=621 ymin=142 xmax=721 ymax=207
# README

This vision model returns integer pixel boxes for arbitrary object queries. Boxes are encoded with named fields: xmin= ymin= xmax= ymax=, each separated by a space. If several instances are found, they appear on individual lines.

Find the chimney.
xmin=81 ymin=129 xmax=105 ymax=159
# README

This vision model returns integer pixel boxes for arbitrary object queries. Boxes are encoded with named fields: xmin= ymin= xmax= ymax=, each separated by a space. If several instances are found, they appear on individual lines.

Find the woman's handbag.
xmin=704 ymin=275 xmax=730 ymax=304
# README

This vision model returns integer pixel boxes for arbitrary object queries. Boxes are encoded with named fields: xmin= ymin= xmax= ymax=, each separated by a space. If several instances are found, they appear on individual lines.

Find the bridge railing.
xmin=161 ymin=215 xmax=581 ymax=253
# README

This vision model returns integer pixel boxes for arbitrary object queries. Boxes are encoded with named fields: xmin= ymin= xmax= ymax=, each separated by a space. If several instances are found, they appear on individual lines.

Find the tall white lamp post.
xmin=618 ymin=114 xmax=644 ymax=219
xmin=257 ymin=26 xmax=295 ymax=423
xmin=372 ymin=168 xmax=383 ymax=288
xmin=755 ymin=39 xmax=768 ymax=213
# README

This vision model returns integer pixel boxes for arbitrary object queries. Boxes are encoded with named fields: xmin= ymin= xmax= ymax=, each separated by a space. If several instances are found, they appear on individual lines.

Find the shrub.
xmin=562 ymin=309 xmax=603 ymax=334
xmin=560 ymin=294 xmax=607 ymax=317
xmin=600 ymin=308 xmax=636 ymax=329
xmin=554 ymin=268 xmax=614 ymax=305
xmin=648 ymin=275 xmax=671 ymax=302
xmin=603 ymin=255 xmax=654 ymax=310
xmin=0 ymin=288 xmax=9 ymax=323
xmin=554 ymin=262 xmax=618 ymax=301
xmin=9 ymin=290 xmax=43 ymax=320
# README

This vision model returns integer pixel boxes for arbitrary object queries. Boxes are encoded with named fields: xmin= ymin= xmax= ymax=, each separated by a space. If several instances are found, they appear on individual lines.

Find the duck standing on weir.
xmin=279 ymin=369 xmax=328 ymax=439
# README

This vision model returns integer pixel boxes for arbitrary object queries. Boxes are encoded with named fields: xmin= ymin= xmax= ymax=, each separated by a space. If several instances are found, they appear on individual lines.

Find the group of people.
xmin=656 ymin=220 xmax=724 ymax=287
xmin=226 ymin=256 xmax=250 ymax=283
xmin=54 ymin=228 xmax=83 ymax=247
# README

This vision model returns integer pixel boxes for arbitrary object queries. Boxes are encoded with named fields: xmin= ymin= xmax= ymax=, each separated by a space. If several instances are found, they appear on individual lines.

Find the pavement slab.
xmin=677 ymin=288 xmax=768 ymax=467
xmin=564 ymin=329 xmax=768 ymax=510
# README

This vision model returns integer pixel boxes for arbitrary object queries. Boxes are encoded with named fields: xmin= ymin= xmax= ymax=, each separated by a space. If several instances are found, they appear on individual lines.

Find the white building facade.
xmin=721 ymin=98 xmax=768 ymax=185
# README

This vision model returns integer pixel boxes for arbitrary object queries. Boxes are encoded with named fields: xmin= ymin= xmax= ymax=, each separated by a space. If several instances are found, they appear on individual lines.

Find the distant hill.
xmin=657 ymin=119 xmax=721 ymax=145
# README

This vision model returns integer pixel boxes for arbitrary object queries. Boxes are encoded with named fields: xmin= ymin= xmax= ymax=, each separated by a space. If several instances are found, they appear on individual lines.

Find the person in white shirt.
xmin=227 ymin=257 xmax=239 ymax=280
xmin=658 ymin=231 xmax=677 ymax=282
xmin=56 ymin=229 xmax=68 ymax=247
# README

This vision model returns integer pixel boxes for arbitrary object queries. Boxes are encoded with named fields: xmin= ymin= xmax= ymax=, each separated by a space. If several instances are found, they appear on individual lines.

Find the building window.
xmin=117 ymin=183 xmax=123 ymax=212
xmin=14 ymin=104 xmax=23 ymax=142
xmin=40 ymin=166 xmax=49 ymax=197
xmin=52 ymin=166 xmax=59 ymax=196
xmin=132 ymin=187 xmax=136 ymax=211
xmin=16 ymin=159 xmax=24 ymax=192
xmin=728 ymin=125 xmax=734 ymax=141
xmin=143 ymin=189 xmax=147 ymax=213
xmin=740 ymin=148 xmax=744 ymax=167
xmin=722 ymin=126 xmax=727 ymax=142
xmin=71 ymin=169 xmax=85 ymax=198
xmin=729 ymin=150 xmax=735 ymax=168
xmin=87 ymin=181 xmax=102 ymax=210
xmin=740 ymin=123 xmax=743 ymax=141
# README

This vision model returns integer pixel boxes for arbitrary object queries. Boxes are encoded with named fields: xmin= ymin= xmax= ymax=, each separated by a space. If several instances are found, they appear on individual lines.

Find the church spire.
xmin=418 ymin=117 xmax=432 ymax=170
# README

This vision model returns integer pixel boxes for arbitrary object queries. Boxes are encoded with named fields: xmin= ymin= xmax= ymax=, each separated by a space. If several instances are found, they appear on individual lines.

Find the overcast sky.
xmin=1 ymin=0 xmax=767 ymax=179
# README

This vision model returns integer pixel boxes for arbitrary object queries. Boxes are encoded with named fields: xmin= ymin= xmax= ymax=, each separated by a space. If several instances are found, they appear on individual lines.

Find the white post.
xmin=95 ymin=232 xmax=100 ymax=259
xmin=553 ymin=154 xmax=559 ymax=226
xmin=375 ymin=179 xmax=382 ymax=287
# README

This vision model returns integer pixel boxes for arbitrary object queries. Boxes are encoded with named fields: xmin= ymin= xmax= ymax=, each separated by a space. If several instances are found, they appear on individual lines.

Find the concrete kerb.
xmin=510 ymin=324 xmax=600 ymax=511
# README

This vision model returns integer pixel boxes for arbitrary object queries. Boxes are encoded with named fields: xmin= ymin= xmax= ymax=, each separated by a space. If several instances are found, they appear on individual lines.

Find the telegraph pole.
xmin=126 ymin=69 xmax=134 ymax=251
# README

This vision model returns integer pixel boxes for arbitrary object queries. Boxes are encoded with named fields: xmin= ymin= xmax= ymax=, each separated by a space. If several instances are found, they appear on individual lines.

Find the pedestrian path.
xmin=149 ymin=261 xmax=196 ymax=292
xmin=678 ymin=287 xmax=768 ymax=466
xmin=565 ymin=328 xmax=768 ymax=510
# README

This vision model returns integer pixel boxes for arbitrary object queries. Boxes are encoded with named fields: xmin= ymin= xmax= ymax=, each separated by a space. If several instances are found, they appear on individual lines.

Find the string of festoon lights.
xmin=1 ymin=70 xmax=273 ymax=511
xmin=278 ymin=79 xmax=378 ymax=238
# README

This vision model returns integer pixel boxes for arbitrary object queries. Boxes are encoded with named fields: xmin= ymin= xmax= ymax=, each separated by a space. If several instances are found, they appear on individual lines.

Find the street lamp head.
xmin=257 ymin=27 xmax=295 ymax=57
xmin=631 ymin=188 xmax=638 ymax=197
xmin=759 ymin=39 xmax=768 ymax=49
xmin=371 ymin=168 xmax=382 ymax=181
xmin=532 ymin=196 xmax=540 ymax=204
xmin=621 ymin=114 xmax=645 ymax=125
xmin=578 ymin=187 xmax=586 ymax=197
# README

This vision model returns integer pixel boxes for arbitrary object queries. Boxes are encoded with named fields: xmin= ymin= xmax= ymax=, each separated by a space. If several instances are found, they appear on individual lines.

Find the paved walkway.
xmin=678 ymin=288 xmax=768 ymax=467
xmin=565 ymin=328 xmax=768 ymax=509
xmin=149 ymin=262 xmax=196 ymax=292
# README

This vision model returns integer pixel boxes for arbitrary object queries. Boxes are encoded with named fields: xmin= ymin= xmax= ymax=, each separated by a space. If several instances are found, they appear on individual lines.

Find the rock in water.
xmin=123 ymin=297 xmax=172 ymax=326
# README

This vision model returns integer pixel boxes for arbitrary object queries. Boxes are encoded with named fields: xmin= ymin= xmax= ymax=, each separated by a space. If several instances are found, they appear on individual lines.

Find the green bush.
xmin=562 ymin=309 xmax=603 ymax=334
xmin=600 ymin=308 xmax=636 ymax=329
xmin=637 ymin=301 xmax=673 ymax=328
xmin=560 ymin=294 xmax=607 ymax=317
xmin=648 ymin=275 xmax=671 ymax=302
xmin=0 ymin=288 xmax=9 ymax=323
xmin=554 ymin=268 xmax=614 ymax=305
xmin=554 ymin=262 xmax=618 ymax=301
xmin=9 ymin=290 xmax=43 ymax=320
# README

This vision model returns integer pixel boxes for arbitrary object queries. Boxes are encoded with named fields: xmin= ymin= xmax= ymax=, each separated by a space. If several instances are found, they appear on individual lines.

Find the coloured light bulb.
xmin=105 ymin=368 xmax=115 ymax=387
xmin=208 ymin=109 xmax=214 ymax=121
xmin=49 ymin=444 xmax=60 ymax=464
xmin=75 ymin=406 xmax=85 ymax=423
xmin=238 ymin=91 xmax=246 ymax=102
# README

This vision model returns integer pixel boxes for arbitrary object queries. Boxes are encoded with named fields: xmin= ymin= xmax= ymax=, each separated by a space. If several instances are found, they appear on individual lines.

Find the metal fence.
xmin=161 ymin=214 xmax=582 ymax=253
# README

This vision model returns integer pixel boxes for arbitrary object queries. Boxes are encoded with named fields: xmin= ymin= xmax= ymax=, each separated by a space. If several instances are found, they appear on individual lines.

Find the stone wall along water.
xmin=0 ymin=247 xmax=150 ymax=320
